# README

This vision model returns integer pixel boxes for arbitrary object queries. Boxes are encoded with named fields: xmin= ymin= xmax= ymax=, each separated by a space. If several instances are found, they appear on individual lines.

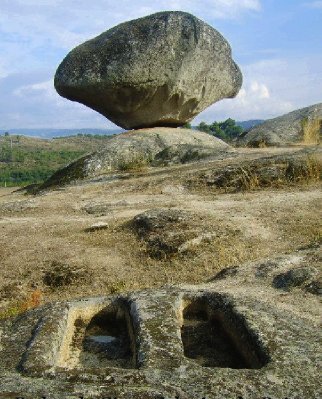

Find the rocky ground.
xmin=0 ymin=144 xmax=321 ymax=398
xmin=0 ymin=145 xmax=321 ymax=308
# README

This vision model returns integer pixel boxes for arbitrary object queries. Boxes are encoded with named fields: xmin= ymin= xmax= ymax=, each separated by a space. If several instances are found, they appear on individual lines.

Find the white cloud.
xmin=14 ymin=80 xmax=53 ymax=97
xmin=194 ymin=55 xmax=322 ymax=123
xmin=250 ymin=81 xmax=270 ymax=99
xmin=0 ymin=72 xmax=109 ymax=129
xmin=0 ymin=0 xmax=262 ymax=79
xmin=0 ymin=62 xmax=8 ymax=79
xmin=0 ymin=1 xmax=261 ymax=48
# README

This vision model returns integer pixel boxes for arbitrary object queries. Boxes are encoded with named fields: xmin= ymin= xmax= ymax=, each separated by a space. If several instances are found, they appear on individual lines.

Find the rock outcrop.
xmin=239 ymin=103 xmax=322 ymax=147
xmin=199 ymin=149 xmax=322 ymax=192
xmin=39 ymin=127 xmax=234 ymax=189
xmin=0 ymin=246 xmax=321 ymax=398
xmin=54 ymin=11 xmax=242 ymax=129
xmin=131 ymin=208 xmax=214 ymax=258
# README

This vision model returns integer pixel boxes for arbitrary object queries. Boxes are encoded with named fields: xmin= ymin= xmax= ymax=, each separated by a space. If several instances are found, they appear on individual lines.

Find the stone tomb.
xmin=19 ymin=290 xmax=268 ymax=376
xmin=1 ymin=264 xmax=321 ymax=398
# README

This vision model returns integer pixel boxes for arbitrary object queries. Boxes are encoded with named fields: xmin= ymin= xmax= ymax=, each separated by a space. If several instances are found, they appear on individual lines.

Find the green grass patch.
xmin=0 ymin=134 xmax=111 ymax=186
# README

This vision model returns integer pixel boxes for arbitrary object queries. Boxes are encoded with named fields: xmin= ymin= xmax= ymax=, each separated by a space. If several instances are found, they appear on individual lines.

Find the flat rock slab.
xmin=130 ymin=208 xmax=214 ymax=258
xmin=198 ymin=147 xmax=322 ymax=192
xmin=40 ymin=128 xmax=234 ymax=189
xmin=55 ymin=11 xmax=242 ymax=129
xmin=84 ymin=222 xmax=109 ymax=232
xmin=0 ymin=248 xmax=321 ymax=398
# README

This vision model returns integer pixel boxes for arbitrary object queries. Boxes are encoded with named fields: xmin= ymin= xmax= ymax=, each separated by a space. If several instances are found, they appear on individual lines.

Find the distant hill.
xmin=0 ymin=121 xmax=263 ymax=139
xmin=236 ymin=120 xmax=264 ymax=131
xmin=0 ymin=128 xmax=123 ymax=139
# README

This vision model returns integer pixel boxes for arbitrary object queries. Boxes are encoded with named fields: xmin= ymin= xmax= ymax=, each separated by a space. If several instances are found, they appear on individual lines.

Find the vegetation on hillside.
xmin=0 ymin=134 xmax=112 ymax=186
xmin=196 ymin=118 xmax=243 ymax=141
xmin=183 ymin=118 xmax=244 ymax=141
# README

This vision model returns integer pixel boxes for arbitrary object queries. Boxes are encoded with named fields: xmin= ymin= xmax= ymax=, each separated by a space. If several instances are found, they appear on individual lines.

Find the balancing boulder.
xmin=54 ymin=11 xmax=242 ymax=129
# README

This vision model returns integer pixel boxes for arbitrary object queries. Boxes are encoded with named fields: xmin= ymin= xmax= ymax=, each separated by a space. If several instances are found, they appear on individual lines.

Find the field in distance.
xmin=0 ymin=133 xmax=116 ymax=186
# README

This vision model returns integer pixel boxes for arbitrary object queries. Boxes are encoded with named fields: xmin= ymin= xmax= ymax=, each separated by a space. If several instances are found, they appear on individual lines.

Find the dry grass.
xmin=198 ymin=154 xmax=321 ymax=193
xmin=286 ymin=155 xmax=321 ymax=182
xmin=43 ymin=260 xmax=89 ymax=288
xmin=0 ymin=146 xmax=321 ymax=315
xmin=301 ymin=118 xmax=321 ymax=145
xmin=116 ymin=155 xmax=150 ymax=172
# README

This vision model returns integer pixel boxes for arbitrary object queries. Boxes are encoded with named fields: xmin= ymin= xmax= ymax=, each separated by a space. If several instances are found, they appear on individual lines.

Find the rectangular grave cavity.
xmin=57 ymin=300 xmax=137 ymax=370
xmin=180 ymin=295 xmax=269 ymax=369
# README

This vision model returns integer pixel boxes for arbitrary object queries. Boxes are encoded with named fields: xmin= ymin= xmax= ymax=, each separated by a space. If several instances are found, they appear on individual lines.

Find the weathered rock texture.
xmin=239 ymin=103 xmax=322 ymax=147
xmin=0 ymin=247 xmax=321 ymax=398
xmin=40 ymin=127 xmax=234 ymax=189
xmin=131 ymin=208 xmax=214 ymax=258
xmin=54 ymin=11 xmax=242 ymax=129
xmin=199 ymin=149 xmax=322 ymax=192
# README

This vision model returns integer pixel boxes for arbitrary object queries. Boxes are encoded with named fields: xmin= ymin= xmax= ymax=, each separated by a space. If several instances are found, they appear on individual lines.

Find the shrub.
xmin=197 ymin=118 xmax=243 ymax=141
xmin=204 ymin=154 xmax=321 ymax=192
xmin=286 ymin=156 xmax=321 ymax=182
xmin=108 ymin=280 xmax=127 ymax=294
xmin=116 ymin=154 xmax=150 ymax=172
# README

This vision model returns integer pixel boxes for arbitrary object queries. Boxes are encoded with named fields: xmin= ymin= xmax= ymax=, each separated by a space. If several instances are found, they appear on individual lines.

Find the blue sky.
xmin=0 ymin=0 xmax=321 ymax=129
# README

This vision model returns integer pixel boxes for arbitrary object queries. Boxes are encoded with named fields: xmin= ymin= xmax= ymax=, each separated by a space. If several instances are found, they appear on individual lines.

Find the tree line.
xmin=184 ymin=118 xmax=243 ymax=141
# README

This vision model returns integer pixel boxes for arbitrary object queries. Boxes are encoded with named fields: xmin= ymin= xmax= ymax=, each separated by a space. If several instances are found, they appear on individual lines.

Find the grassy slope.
xmin=0 ymin=134 xmax=113 ymax=186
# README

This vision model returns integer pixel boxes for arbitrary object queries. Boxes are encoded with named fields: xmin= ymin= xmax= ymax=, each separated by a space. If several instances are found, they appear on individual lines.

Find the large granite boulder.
xmin=239 ymin=103 xmax=322 ymax=147
xmin=54 ymin=11 xmax=242 ymax=129
xmin=39 ymin=127 xmax=234 ymax=189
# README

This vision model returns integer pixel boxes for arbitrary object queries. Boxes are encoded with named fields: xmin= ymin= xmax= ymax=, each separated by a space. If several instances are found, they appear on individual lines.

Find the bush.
xmin=116 ymin=154 xmax=150 ymax=172
xmin=197 ymin=118 xmax=243 ymax=141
